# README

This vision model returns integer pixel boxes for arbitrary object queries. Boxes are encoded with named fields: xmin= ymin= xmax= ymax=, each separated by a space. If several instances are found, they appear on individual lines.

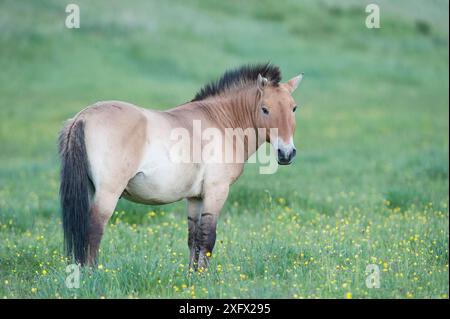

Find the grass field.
xmin=0 ymin=0 xmax=448 ymax=298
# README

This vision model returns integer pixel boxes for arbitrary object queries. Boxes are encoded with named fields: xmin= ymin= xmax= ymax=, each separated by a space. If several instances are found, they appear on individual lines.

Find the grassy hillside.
xmin=0 ymin=0 xmax=448 ymax=298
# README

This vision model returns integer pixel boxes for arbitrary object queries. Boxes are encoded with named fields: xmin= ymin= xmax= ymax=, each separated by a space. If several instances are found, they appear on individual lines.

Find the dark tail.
xmin=58 ymin=120 xmax=91 ymax=265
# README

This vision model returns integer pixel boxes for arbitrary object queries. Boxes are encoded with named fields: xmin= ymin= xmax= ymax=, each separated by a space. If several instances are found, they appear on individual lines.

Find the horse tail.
xmin=58 ymin=119 xmax=91 ymax=265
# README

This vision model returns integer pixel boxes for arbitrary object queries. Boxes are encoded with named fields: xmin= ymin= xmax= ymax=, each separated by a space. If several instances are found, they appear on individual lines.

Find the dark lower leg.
xmin=86 ymin=194 xmax=117 ymax=266
xmin=87 ymin=215 xmax=106 ymax=266
xmin=195 ymin=213 xmax=217 ymax=270
xmin=188 ymin=216 xmax=199 ymax=270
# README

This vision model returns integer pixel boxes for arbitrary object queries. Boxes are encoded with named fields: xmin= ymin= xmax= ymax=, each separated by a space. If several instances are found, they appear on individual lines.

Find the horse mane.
xmin=192 ymin=63 xmax=282 ymax=102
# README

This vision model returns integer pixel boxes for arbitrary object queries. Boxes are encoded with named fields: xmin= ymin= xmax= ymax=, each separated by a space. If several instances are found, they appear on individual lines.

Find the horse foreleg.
xmin=195 ymin=185 xmax=229 ymax=270
xmin=187 ymin=197 xmax=203 ymax=271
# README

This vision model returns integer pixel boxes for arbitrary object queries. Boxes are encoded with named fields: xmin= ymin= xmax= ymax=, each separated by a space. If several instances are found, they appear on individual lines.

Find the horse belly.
xmin=123 ymin=160 xmax=202 ymax=205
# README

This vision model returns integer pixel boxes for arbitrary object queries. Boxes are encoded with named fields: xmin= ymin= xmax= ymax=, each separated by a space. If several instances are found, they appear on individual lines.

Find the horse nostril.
xmin=292 ymin=148 xmax=297 ymax=158
xmin=278 ymin=148 xmax=283 ymax=159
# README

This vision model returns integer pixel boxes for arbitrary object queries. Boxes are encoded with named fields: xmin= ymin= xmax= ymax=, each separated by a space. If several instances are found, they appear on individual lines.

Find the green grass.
xmin=0 ymin=0 xmax=448 ymax=298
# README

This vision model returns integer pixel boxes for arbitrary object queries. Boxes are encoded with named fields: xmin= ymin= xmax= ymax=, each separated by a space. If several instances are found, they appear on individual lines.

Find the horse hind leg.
xmin=87 ymin=190 xmax=120 ymax=266
xmin=81 ymin=104 xmax=148 ymax=265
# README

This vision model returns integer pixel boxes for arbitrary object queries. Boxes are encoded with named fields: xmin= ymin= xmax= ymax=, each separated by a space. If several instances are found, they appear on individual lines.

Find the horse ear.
xmin=257 ymin=74 xmax=268 ymax=92
xmin=287 ymin=73 xmax=304 ymax=92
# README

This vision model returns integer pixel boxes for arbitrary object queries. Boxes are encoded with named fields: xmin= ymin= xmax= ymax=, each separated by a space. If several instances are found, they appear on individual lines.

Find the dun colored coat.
xmin=58 ymin=63 xmax=303 ymax=268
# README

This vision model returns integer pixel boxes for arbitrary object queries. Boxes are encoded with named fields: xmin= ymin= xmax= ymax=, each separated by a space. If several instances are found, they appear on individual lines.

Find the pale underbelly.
xmin=122 ymin=163 xmax=203 ymax=205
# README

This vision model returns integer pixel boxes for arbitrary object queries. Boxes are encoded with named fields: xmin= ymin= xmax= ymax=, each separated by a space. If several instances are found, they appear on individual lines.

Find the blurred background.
xmin=0 ymin=0 xmax=448 ymax=298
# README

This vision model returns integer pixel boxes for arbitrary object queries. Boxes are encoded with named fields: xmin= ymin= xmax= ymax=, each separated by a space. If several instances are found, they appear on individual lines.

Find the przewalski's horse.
xmin=58 ymin=63 xmax=304 ymax=268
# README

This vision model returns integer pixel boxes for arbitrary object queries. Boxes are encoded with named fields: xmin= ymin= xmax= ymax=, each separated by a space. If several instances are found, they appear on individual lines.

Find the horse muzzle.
xmin=277 ymin=147 xmax=296 ymax=165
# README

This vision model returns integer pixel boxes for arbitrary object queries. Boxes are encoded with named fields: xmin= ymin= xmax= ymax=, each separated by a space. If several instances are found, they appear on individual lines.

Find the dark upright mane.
xmin=192 ymin=63 xmax=282 ymax=102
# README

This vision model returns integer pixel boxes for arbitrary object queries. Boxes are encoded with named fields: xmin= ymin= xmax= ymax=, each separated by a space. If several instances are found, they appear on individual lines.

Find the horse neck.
xmin=196 ymin=87 xmax=265 ymax=160
xmin=198 ymin=86 xmax=259 ymax=131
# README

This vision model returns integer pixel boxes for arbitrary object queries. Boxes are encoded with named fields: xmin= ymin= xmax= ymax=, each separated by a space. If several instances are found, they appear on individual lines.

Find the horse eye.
xmin=262 ymin=106 xmax=269 ymax=115
xmin=293 ymin=106 xmax=298 ymax=112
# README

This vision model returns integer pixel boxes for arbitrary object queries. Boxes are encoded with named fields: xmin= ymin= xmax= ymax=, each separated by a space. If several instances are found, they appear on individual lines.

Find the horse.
xmin=58 ymin=63 xmax=304 ymax=269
